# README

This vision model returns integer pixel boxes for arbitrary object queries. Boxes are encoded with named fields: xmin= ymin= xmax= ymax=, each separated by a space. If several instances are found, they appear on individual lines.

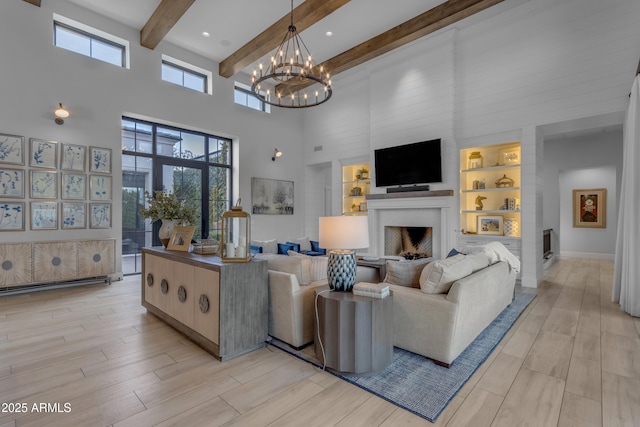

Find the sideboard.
xmin=141 ymin=247 xmax=268 ymax=361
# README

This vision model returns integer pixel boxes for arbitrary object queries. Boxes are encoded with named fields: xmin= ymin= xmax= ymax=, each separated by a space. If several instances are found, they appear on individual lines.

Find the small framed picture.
xmin=29 ymin=139 xmax=58 ymax=169
xmin=89 ymin=147 xmax=112 ymax=174
xmin=61 ymin=173 xmax=86 ymax=200
xmin=90 ymin=175 xmax=112 ymax=200
xmin=30 ymin=170 xmax=58 ymax=199
xmin=0 ymin=202 xmax=25 ymax=231
xmin=0 ymin=133 xmax=25 ymax=165
xmin=167 ymin=226 xmax=195 ymax=251
xmin=500 ymin=147 xmax=520 ymax=166
xmin=90 ymin=203 xmax=111 ymax=229
xmin=31 ymin=202 xmax=58 ymax=230
xmin=62 ymin=202 xmax=86 ymax=229
xmin=477 ymin=215 xmax=504 ymax=235
xmin=0 ymin=168 xmax=25 ymax=198
xmin=573 ymin=188 xmax=606 ymax=228
xmin=60 ymin=143 xmax=86 ymax=171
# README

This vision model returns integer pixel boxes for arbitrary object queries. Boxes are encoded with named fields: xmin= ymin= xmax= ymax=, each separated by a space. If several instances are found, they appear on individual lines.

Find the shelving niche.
xmin=342 ymin=163 xmax=370 ymax=216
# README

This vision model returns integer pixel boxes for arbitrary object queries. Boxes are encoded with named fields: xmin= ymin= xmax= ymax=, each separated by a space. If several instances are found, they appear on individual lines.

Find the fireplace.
xmin=385 ymin=226 xmax=433 ymax=259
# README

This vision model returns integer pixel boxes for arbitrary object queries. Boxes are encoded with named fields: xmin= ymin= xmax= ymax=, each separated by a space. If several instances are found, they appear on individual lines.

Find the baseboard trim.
xmin=560 ymin=251 xmax=615 ymax=261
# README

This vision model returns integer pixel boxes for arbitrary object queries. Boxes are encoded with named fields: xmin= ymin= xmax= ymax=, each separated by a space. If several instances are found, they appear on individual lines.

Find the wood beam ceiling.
xmin=22 ymin=0 xmax=41 ymax=6
xmin=140 ymin=0 xmax=195 ymax=50
xmin=276 ymin=0 xmax=504 ymax=96
xmin=219 ymin=0 xmax=350 ymax=78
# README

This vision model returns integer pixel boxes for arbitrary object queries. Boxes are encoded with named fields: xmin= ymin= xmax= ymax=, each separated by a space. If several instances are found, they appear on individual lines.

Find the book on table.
xmin=353 ymin=282 xmax=390 ymax=298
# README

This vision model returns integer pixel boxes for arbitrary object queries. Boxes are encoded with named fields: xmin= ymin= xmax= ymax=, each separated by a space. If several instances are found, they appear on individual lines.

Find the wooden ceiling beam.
xmin=22 ymin=0 xmax=41 ymax=6
xmin=277 ymin=0 xmax=503 ymax=95
xmin=140 ymin=0 xmax=195 ymax=50
xmin=219 ymin=0 xmax=351 ymax=78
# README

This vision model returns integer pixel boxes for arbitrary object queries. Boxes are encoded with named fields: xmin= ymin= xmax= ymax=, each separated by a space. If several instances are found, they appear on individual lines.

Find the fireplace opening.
xmin=384 ymin=226 xmax=433 ymax=260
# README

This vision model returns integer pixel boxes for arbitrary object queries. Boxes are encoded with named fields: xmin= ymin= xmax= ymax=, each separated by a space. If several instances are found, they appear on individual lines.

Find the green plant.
xmin=140 ymin=190 xmax=196 ymax=225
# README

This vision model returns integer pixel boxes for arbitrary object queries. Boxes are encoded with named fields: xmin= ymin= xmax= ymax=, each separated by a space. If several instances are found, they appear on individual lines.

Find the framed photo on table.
xmin=477 ymin=215 xmax=504 ymax=235
xmin=167 ymin=226 xmax=195 ymax=251
xmin=573 ymin=188 xmax=606 ymax=228
xmin=0 ymin=133 xmax=25 ymax=165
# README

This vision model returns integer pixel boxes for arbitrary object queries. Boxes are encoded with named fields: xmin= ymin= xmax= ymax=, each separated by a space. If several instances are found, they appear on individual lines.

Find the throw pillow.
xmin=419 ymin=254 xmax=473 ymax=294
xmin=288 ymin=250 xmax=327 ymax=281
xmin=288 ymin=236 xmax=312 ymax=252
xmin=383 ymin=258 xmax=432 ymax=288
xmin=447 ymin=248 xmax=464 ymax=258
xmin=285 ymin=242 xmax=302 ymax=253
xmin=251 ymin=239 xmax=277 ymax=254
xmin=266 ymin=253 xmax=312 ymax=285
xmin=465 ymin=253 xmax=491 ymax=273
xmin=278 ymin=242 xmax=297 ymax=254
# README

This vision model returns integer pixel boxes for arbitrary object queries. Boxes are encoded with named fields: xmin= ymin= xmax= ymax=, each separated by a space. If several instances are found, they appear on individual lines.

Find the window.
xmin=161 ymin=55 xmax=212 ymax=94
xmin=53 ymin=15 xmax=129 ymax=68
xmin=234 ymin=82 xmax=270 ymax=113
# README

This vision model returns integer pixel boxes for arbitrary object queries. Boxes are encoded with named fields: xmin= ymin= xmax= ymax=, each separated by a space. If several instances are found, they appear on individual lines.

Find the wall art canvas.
xmin=29 ymin=139 xmax=57 ymax=168
xmin=90 ymin=203 xmax=111 ymax=228
xmin=0 ymin=202 xmax=24 ymax=231
xmin=90 ymin=147 xmax=111 ymax=173
xmin=0 ymin=133 xmax=24 ymax=165
xmin=61 ymin=143 xmax=86 ymax=171
xmin=61 ymin=173 xmax=86 ymax=200
xmin=0 ymin=168 xmax=24 ymax=198
xmin=477 ymin=215 xmax=504 ymax=235
xmin=62 ymin=202 xmax=86 ymax=229
xmin=31 ymin=202 xmax=58 ymax=230
xmin=251 ymin=177 xmax=294 ymax=215
xmin=573 ymin=188 xmax=606 ymax=228
xmin=90 ymin=175 xmax=111 ymax=200
xmin=30 ymin=170 xmax=57 ymax=199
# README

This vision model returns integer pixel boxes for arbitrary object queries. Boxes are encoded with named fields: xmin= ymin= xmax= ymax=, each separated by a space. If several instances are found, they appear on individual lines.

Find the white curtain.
xmin=613 ymin=75 xmax=640 ymax=317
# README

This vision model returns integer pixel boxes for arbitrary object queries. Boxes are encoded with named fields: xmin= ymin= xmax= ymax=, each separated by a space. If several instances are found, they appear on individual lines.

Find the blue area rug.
xmin=267 ymin=291 xmax=535 ymax=423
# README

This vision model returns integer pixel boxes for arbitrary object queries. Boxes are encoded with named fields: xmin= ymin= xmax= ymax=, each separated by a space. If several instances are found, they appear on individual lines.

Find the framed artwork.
xmin=30 ymin=170 xmax=57 ymax=199
xmin=90 ymin=203 xmax=111 ymax=229
xmin=61 ymin=173 xmax=86 ymax=200
xmin=62 ymin=202 xmax=86 ymax=229
xmin=31 ymin=202 xmax=58 ymax=230
xmin=573 ymin=188 xmax=606 ymax=228
xmin=90 ymin=175 xmax=111 ymax=200
xmin=0 ymin=202 xmax=25 ymax=231
xmin=477 ymin=215 xmax=504 ymax=235
xmin=500 ymin=147 xmax=520 ymax=166
xmin=60 ymin=143 xmax=86 ymax=171
xmin=167 ymin=225 xmax=195 ymax=251
xmin=251 ymin=177 xmax=294 ymax=215
xmin=29 ymin=139 xmax=58 ymax=168
xmin=89 ymin=147 xmax=112 ymax=174
xmin=0 ymin=168 xmax=25 ymax=198
xmin=0 ymin=133 xmax=24 ymax=165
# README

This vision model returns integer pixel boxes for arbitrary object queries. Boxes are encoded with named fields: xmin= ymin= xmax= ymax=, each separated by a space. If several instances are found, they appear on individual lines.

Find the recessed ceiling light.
xmin=326 ymin=31 xmax=333 ymax=37
xmin=201 ymin=31 xmax=210 ymax=37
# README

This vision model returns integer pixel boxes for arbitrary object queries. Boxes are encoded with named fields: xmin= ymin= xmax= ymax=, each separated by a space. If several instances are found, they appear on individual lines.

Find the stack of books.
xmin=503 ymin=197 xmax=520 ymax=211
xmin=353 ymin=282 xmax=390 ymax=299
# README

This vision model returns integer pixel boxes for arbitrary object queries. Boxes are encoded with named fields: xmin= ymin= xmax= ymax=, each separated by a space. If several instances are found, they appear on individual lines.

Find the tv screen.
xmin=374 ymin=139 xmax=442 ymax=187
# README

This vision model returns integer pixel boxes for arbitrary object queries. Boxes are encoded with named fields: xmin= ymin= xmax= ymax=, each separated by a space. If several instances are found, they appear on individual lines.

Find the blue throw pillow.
xmin=447 ymin=248 xmax=464 ymax=258
xmin=278 ymin=243 xmax=296 ymax=254
xmin=310 ymin=240 xmax=321 ymax=252
xmin=285 ymin=242 xmax=301 ymax=253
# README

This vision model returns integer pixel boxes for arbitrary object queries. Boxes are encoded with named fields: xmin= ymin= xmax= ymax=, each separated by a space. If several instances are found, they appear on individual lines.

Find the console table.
xmin=314 ymin=286 xmax=393 ymax=374
xmin=142 ymin=247 xmax=268 ymax=361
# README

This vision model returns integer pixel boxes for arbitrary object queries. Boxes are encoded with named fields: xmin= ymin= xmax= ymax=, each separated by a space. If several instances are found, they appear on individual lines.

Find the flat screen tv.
xmin=374 ymin=139 xmax=442 ymax=187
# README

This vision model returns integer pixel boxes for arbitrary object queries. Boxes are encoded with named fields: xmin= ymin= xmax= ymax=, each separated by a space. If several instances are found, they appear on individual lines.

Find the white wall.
xmin=0 ymin=1 xmax=306 ymax=276
xmin=544 ymin=130 xmax=623 ymax=258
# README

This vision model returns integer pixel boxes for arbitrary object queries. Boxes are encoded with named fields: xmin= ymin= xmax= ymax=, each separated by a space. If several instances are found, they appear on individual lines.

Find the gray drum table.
xmin=314 ymin=285 xmax=393 ymax=374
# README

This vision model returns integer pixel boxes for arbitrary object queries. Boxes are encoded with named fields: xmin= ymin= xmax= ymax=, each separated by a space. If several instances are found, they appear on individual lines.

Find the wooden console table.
xmin=314 ymin=285 xmax=393 ymax=374
xmin=142 ymin=247 xmax=268 ymax=361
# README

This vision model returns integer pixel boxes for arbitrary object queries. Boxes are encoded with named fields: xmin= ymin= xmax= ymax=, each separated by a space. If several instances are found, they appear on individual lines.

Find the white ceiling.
xmin=66 ymin=0 xmax=468 ymax=73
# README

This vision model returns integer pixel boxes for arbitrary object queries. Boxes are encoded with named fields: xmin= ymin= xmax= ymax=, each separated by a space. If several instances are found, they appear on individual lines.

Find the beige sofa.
xmin=256 ymin=253 xmax=378 ymax=348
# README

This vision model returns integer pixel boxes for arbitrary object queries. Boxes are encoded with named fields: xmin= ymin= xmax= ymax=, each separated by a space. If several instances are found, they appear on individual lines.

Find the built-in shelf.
xmin=461 ymin=187 xmax=520 ymax=193
xmin=366 ymin=190 xmax=454 ymax=200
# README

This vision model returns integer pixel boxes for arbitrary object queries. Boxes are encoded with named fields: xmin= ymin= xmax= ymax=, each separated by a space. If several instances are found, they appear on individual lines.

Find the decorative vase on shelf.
xmin=159 ymin=219 xmax=177 ymax=248
xmin=504 ymin=218 xmax=519 ymax=237
xmin=468 ymin=151 xmax=483 ymax=169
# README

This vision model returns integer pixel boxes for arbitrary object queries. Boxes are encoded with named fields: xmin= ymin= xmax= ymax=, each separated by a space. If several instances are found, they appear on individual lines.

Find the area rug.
xmin=267 ymin=291 xmax=535 ymax=423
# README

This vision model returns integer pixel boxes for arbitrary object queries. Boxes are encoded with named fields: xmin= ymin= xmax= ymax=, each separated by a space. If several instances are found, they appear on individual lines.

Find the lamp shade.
xmin=319 ymin=216 xmax=369 ymax=250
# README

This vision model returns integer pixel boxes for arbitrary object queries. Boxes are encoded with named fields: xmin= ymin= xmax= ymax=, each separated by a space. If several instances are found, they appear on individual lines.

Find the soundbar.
xmin=386 ymin=185 xmax=430 ymax=193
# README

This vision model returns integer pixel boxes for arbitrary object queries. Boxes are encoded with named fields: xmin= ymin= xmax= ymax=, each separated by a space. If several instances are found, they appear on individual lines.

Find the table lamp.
xmin=319 ymin=216 xmax=370 ymax=292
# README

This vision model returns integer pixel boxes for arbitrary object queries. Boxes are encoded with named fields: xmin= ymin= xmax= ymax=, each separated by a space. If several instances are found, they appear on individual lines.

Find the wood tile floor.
xmin=1 ymin=257 xmax=639 ymax=426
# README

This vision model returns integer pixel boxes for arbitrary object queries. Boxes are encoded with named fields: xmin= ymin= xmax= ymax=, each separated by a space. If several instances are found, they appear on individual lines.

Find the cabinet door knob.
xmin=178 ymin=286 xmax=187 ymax=303
xmin=146 ymin=273 xmax=154 ymax=286
xmin=161 ymin=279 xmax=169 ymax=294
xmin=199 ymin=294 xmax=209 ymax=313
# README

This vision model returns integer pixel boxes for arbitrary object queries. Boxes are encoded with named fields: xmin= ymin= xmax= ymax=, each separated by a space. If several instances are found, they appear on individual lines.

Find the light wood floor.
xmin=1 ymin=257 xmax=639 ymax=426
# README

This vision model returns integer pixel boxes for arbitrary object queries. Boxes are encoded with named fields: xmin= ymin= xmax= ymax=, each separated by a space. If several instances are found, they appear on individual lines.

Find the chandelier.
xmin=251 ymin=0 xmax=332 ymax=108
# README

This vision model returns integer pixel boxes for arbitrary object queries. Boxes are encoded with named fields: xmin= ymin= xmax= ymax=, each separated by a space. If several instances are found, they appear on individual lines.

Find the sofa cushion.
xmin=384 ymin=258 xmax=432 ymax=288
xmin=419 ymin=254 xmax=473 ymax=294
xmin=251 ymin=238 xmax=277 ymax=254
xmin=287 ymin=250 xmax=328 ymax=282
xmin=466 ymin=253 xmax=491 ymax=272
xmin=288 ymin=236 xmax=312 ymax=252
xmin=264 ymin=253 xmax=312 ymax=285
xmin=278 ymin=242 xmax=298 ymax=254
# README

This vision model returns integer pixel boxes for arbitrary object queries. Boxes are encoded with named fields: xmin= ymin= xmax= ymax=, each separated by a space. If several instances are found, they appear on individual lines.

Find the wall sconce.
xmin=54 ymin=103 xmax=69 ymax=125
xmin=272 ymin=148 xmax=283 ymax=161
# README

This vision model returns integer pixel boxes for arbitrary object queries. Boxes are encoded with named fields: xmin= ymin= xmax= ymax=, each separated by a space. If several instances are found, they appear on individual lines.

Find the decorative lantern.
xmin=468 ymin=151 xmax=483 ymax=169
xmin=221 ymin=199 xmax=251 ymax=263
